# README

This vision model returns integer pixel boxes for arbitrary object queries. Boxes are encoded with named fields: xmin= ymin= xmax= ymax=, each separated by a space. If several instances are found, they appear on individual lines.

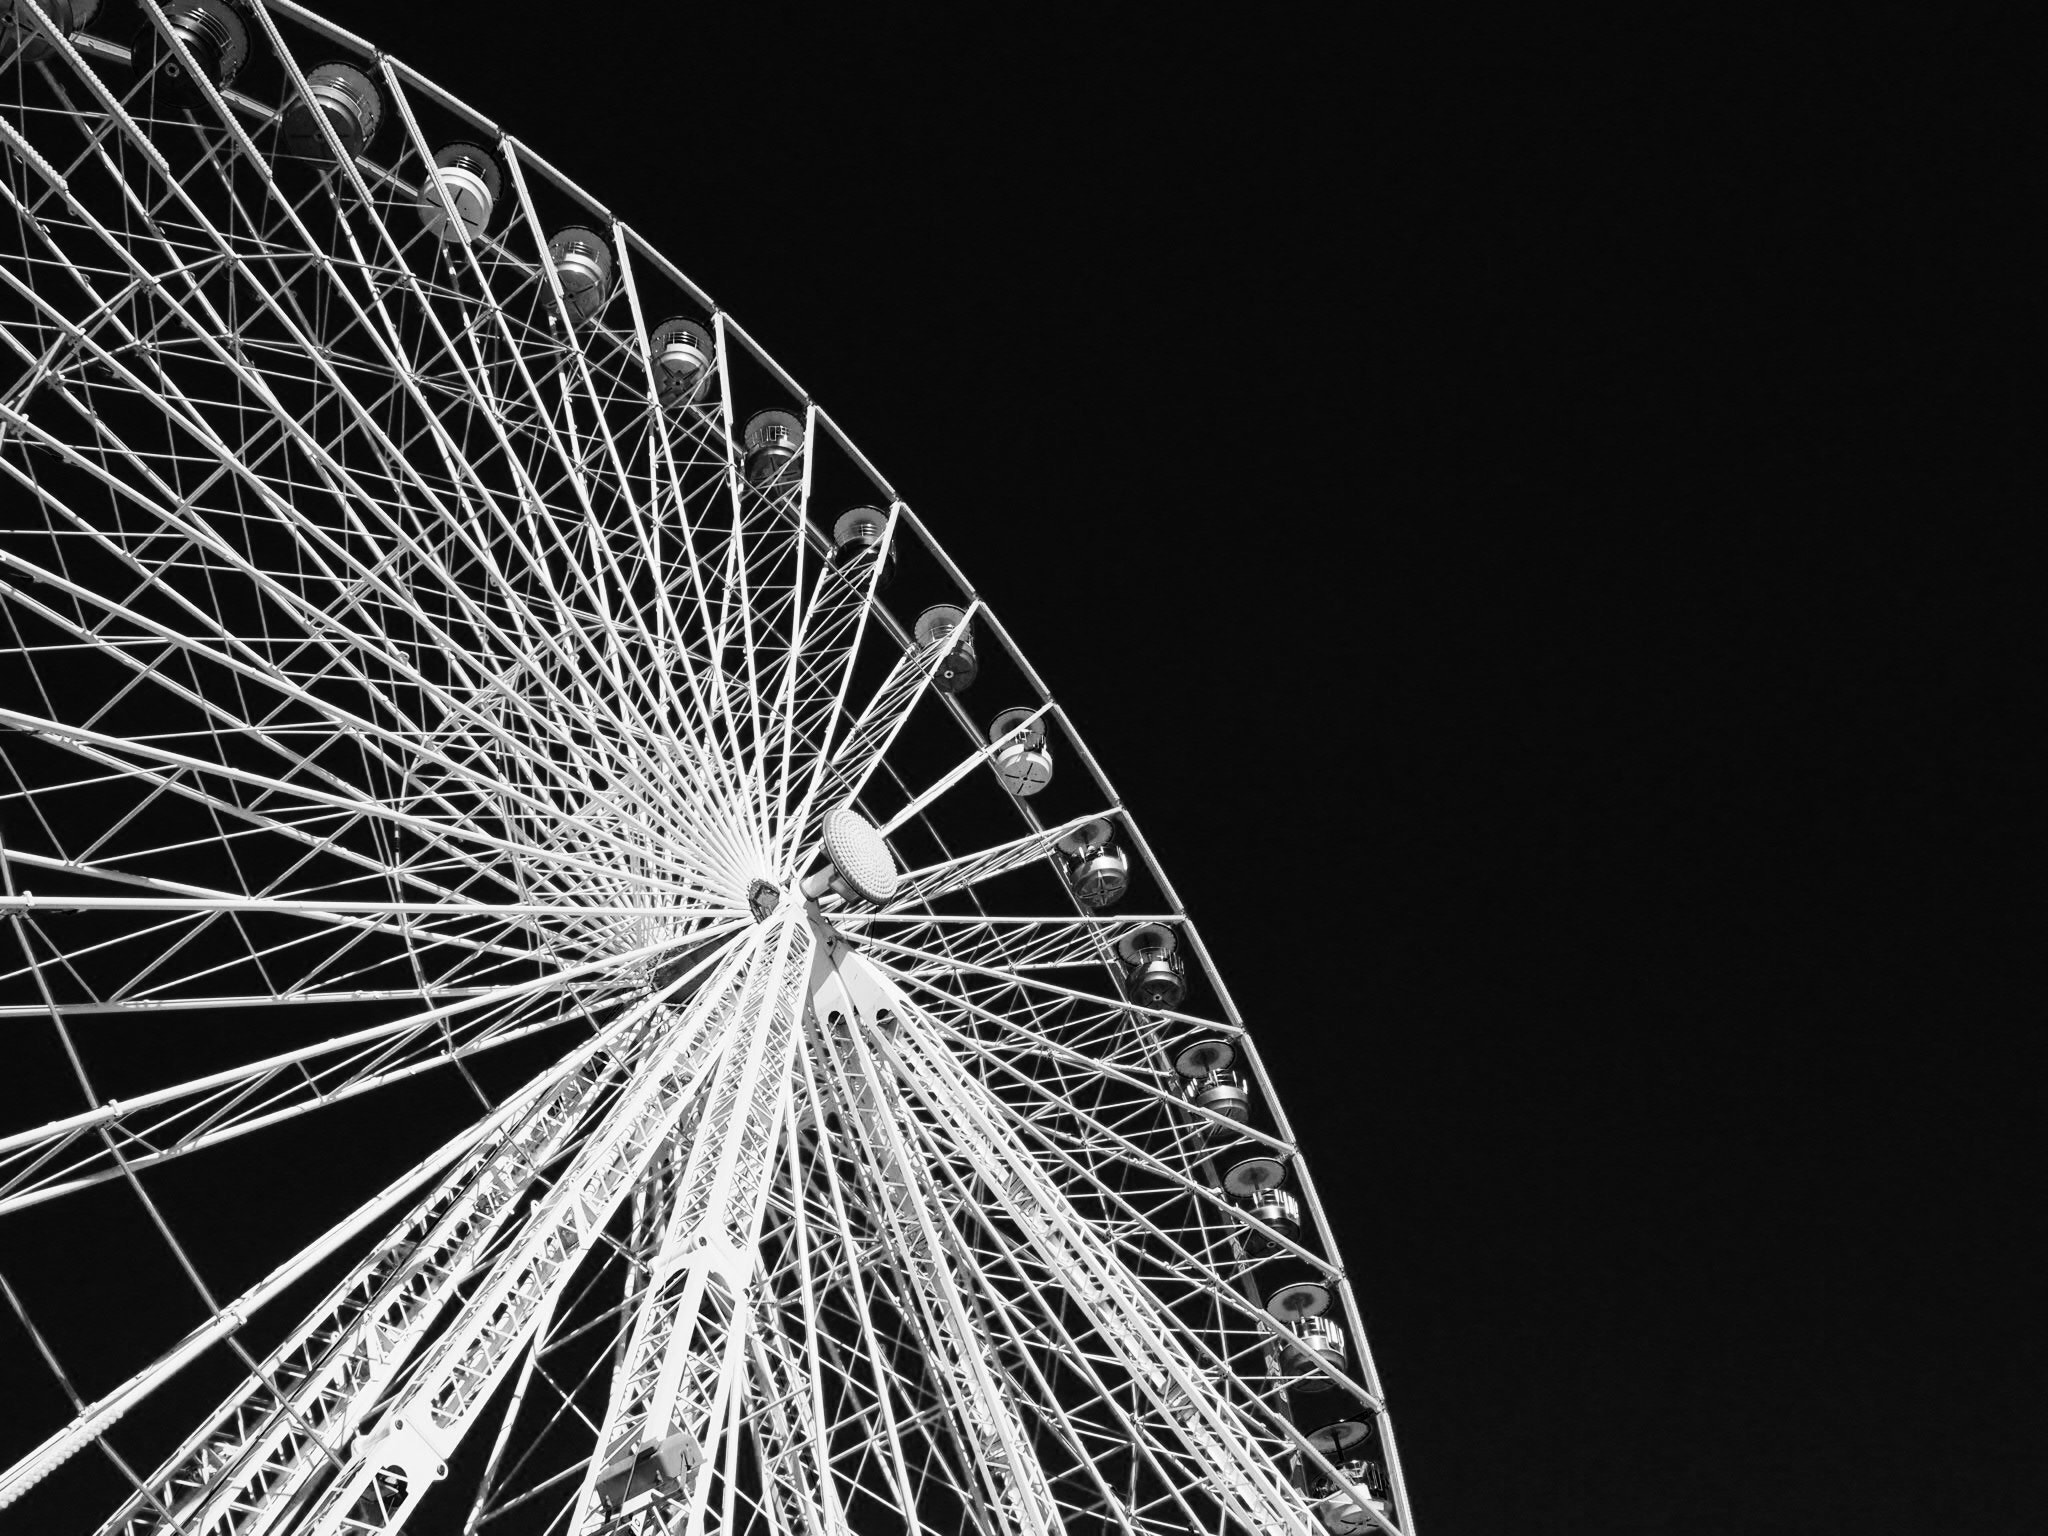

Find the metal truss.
xmin=0 ymin=2 xmax=1415 ymax=1532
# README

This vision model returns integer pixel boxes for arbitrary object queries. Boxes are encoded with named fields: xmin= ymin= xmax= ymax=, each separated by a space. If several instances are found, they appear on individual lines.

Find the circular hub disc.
xmin=819 ymin=805 xmax=899 ymax=904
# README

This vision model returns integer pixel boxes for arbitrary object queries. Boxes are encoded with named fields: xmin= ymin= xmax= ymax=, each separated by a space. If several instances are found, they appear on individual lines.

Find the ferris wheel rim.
xmin=0 ymin=4 xmax=1412 ymax=1531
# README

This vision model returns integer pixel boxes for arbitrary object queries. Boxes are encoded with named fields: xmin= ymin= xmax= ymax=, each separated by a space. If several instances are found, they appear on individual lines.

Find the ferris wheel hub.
xmin=802 ymin=805 xmax=899 ymax=906
xmin=0 ymin=4 xmax=1407 ymax=1518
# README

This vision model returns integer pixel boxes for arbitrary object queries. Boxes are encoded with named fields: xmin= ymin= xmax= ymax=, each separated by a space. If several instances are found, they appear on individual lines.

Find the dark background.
xmin=10 ymin=3 xmax=2035 ymax=1531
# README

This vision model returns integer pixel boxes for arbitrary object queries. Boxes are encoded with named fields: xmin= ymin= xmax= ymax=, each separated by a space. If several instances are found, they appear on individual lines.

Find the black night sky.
xmin=6 ymin=5 xmax=2032 ymax=1532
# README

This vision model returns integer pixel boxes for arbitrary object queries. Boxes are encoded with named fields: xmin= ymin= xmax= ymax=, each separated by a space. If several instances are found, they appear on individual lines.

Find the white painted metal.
xmin=0 ymin=6 xmax=1414 ymax=1534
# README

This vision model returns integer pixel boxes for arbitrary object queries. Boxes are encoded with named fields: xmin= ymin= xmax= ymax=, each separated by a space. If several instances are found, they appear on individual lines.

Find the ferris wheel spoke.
xmin=0 ymin=985 xmax=539 ymax=1020
xmin=0 ymin=771 xmax=590 ymax=976
xmin=459 ymin=1261 xmax=650 ymax=1536
xmin=3 ymin=726 xmax=564 ymax=927
xmin=566 ymin=918 xmax=813 ymax=1536
xmin=874 ymin=1095 xmax=1263 ymax=1536
xmin=860 ymin=961 xmax=1312 ymax=1276
xmin=913 ymin=1132 xmax=1387 ymax=1531
xmin=0 ymin=551 xmax=676 ymax=893
xmin=601 ymin=230 xmax=770 ymax=822
xmin=885 ymin=1005 xmax=1354 ymax=1362
xmin=273 ymin=926 xmax=789 ymax=1536
xmin=0 ymin=896 xmax=532 ymax=1021
xmin=758 ymin=582 xmax=858 ymax=844
xmin=0 ymin=287 xmax=693 ymax=851
xmin=3 ymin=13 xmax=1409 ymax=1529
xmin=698 ymin=540 xmax=786 ymax=860
xmin=29 ymin=48 xmax=729 ymax=811
xmin=387 ymin=168 xmax=719 ymax=801
xmin=815 ymin=971 xmax=1310 ymax=1534
xmin=889 ymin=966 xmax=1285 ymax=1163
xmin=747 ymin=561 xmax=881 ymax=851
xmin=0 ymin=702 xmax=720 ymax=910
xmin=105 ymin=951 xmax=752 ymax=1536
xmin=804 ymin=1015 xmax=1062 ymax=1536
xmin=512 ymin=290 xmax=766 ymax=858
xmin=806 ymin=958 xmax=1228 ymax=1531
xmin=0 ymin=955 xmax=650 ymax=1216
xmin=766 ymin=1103 xmax=893 ymax=1531
xmin=513 ymin=461 xmax=748 ymax=835
xmin=847 ymin=927 xmax=1231 ymax=1041
xmin=877 ymin=809 xmax=1121 ymax=915
xmin=765 ymin=503 xmax=901 ymax=850
xmin=738 ymin=1304 xmax=852 ymax=1535
xmin=0 ymin=912 xmax=737 ymax=1181
xmin=737 ymin=414 xmax=817 ymax=800
xmin=846 ymin=913 xmax=1183 ymax=974
xmin=867 ymin=1011 xmax=1320 ymax=1530
xmin=866 ymin=701 xmax=1053 ymax=844
xmin=81 ymin=990 xmax=687 ymax=1536
xmin=782 ymin=1042 xmax=944 ymax=1528
xmin=0 ymin=374 xmax=601 ymax=800
xmin=699 ymin=312 xmax=776 ymax=842
xmin=615 ymin=496 xmax=763 ymax=830
xmin=790 ymin=595 xmax=978 ymax=853
xmin=740 ymin=1018 xmax=995 ymax=1530
xmin=0 ymin=860 xmax=732 ymax=1010
xmin=0 ymin=1071 xmax=526 ymax=1516
xmin=507 ymin=468 xmax=770 ymax=868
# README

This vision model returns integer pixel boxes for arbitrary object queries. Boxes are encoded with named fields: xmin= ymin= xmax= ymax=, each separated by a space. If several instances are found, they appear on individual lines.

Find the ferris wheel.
xmin=0 ymin=2 xmax=1415 ymax=1532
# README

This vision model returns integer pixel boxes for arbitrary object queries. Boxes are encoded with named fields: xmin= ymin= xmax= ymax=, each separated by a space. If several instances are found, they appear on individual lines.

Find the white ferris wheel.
xmin=0 ymin=2 xmax=1414 ymax=1533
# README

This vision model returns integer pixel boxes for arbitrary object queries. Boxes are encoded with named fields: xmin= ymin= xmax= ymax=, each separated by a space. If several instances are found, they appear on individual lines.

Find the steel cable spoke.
xmin=0 ymin=8 xmax=1412 ymax=1531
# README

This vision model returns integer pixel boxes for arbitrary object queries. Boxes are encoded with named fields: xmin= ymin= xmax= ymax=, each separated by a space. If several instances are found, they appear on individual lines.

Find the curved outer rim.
xmin=4 ymin=3 xmax=1415 ymax=1527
